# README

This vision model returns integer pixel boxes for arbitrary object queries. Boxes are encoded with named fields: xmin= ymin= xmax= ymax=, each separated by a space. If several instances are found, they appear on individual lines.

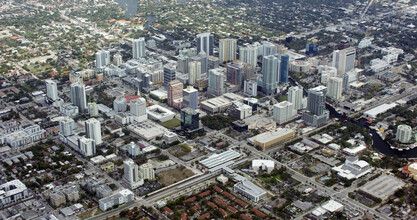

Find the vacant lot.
xmin=160 ymin=118 xmax=181 ymax=129
xmin=157 ymin=166 xmax=194 ymax=186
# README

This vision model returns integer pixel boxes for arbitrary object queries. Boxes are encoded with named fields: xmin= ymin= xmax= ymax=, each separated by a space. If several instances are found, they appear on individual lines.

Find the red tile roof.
xmin=227 ymin=206 xmax=237 ymax=213
xmin=213 ymin=185 xmax=223 ymax=193
xmin=162 ymin=207 xmax=173 ymax=215
xmin=240 ymin=214 xmax=253 ymax=220
xmin=251 ymin=208 xmax=266 ymax=217
xmin=124 ymin=95 xmax=140 ymax=102
xmin=219 ymin=208 xmax=228 ymax=217
xmin=184 ymin=196 xmax=196 ymax=203
xmin=234 ymin=198 xmax=248 ymax=208
xmin=214 ymin=197 xmax=228 ymax=207
xmin=191 ymin=204 xmax=201 ymax=211
xmin=207 ymin=201 xmax=217 ymax=209
xmin=222 ymin=191 xmax=235 ymax=200
xmin=180 ymin=212 xmax=187 ymax=220
xmin=198 ymin=190 xmax=211 ymax=197
xmin=197 ymin=212 xmax=210 ymax=219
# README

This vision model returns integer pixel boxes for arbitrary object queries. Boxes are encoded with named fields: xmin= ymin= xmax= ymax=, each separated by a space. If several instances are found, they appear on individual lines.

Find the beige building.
xmin=251 ymin=128 xmax=295 ymax=150
xmin=63 ymin=186 xmax=80 ymax=202
xmin=50 ymin=192 xmax=66 ymax=207
xmin=100 ymin=162 xmax=115 ymax=171
xmin=408 ymin=163 xmax=417 ymax=181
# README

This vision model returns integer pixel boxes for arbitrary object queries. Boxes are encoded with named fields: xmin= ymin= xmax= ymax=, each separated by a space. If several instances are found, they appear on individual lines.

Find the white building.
xmin=113 ymin=53 xmax=123 ymax=66
xmin=332 ymin=47 xmax=356 ymax=75
xmin=188 ymin=61 xmax=201 ymax=85
xmin=396 ymin=124 xmax=412 ymax=143
xmin=70 ymin=82 xmax=87 ymax=112
xmin=78 ymin=137 xmax=96 ymax=157
xmin=239 ymin=45 xmax=258 ymax=67
xmin=363 ymin=103 xmax=397 ymax=120
xmin=219 ymin=38 xmax=237 ymax=63
xmin=243 ymin=80 xmax=257 ymax=97
xmin=234 ymin=180 xmax=267 ymax=202
xmin=0 ymin=180 xmax=30 ymax=206
xmin=88 ymin=102 xmax=99 ymax=117
xmin=127 ymin=121 xmax=168 ymax=140
xmin=123 ymin=159 xmax=143 ymax=189
xmin=59 ymin=117 xmax=75 ymax=136
xmin=130 ymin=98 xmax=147 ymax=122
xmin=1 ymin=124 xmax=46 ymax=148
xmin=113 ymin=97 xmax=127 ymax=112
xmin=273 ymin=101 xmax=294 ymax=124
xmin=132 ymin=38 xmax=146 ymax=59
xmin=45 ymin=79 xmax=59 ymax=101
xmin=332 ymin=157 xmax=373 ymax=180
xmin=99 ymin=189 xmax=134 ymax=211
xmin=208 ymin=68 xmax=226 ymax=97
xmin=252 ymin=160 xmax=275 ymax=173
xmin=327 ymin=77 xmax=343 ymax=101
xmin=85 ymin=118 xmax=102 ymax=145
xmin=319 ymin=65 xmax=337 ymax=84
xmin=358 ymin=38 xmax=372 ymax=49
xmin=227 ymin=101 xmax=252 ymax=120
xmin=147 ymin=105 xmax=175 ymax=122
xmin=288 ymin=86 xmax=303 ymax=111
xmin=139 ymin=163 xmax=155 ymax=180
xmin=60 ymin=103 xmax=79 ymax=117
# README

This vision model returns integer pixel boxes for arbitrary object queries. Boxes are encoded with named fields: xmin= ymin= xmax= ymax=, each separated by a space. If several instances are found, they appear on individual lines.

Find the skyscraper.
xmin=258 ymin=42 xmax=277 ymax=56
xmin=163 ymin=63 xmax=176 ymax=86
xmin=113 ymin=97 xmax=127 ymax=112
xmin=327 ymin=77 xmax=343 ymax=101
xmin=70 ymin=82 xmax=87 ymax=112
xmin=183 ymin=86 xmax=198 ymax=110
xmin=239 ymin=45 xmax=258 ymax=67
xmin=130 ymin=98 xmax=147 ymax=122
xmin=59 ymin=117 xmax=75 ymax=136
xmin=176 ymin=56 xmax=190 ymax=74
xmin=302 ymin=86 xmax=328 ymax=127
xmin=208 ymin=68 xmax=226 ymax=96
xmin=306 ymin=42 xmax=319 ymax=56
xmin=181 ymin=108 xmax=200 ymax=131
xmin=273 ymin=101 xmax=294 ymax=124
xmin=85 ymin=118 xmax=102 ymax=145
xmin=280 ymin=54 xmax=289 ymax=84
xmin=188 ymin=61 xmax=201 ymax=85
xmin=396 ymin=125 xmax=412 ymax=143
xmin=113 ymin=53 xmax=123 ymax=66
xmin=332 ymin=47 xmax=356 ymax=75
xmin=132 ymin=38 xmax=146 ymax=59
xmin=45 ymin=79 xmax=59 ymax=101
xmin=88 ymin=102 xmax=99 ymax=117
xmin=262 ymin=55 xmax=280 ymax=95
xmin=95 ymin=50 xmax=110 ymax=68
xmin=219 ymin=38 xmax=237 ymax=63
xmin=196 ymin=33 xmax=214 ymax=56
xmin=226 ymin=61 xmax=246 ymax=86
xmin=139 ymin=163 xmax=155 ymax=180
xmin=192 ymin=52 xmax=208 ymax=74
xmin=123 ymin=159 xmax=143 ymax=189
xmin=167 ymin=80 xmax=183 ymax=109
xmin=287 ymin=86 xmax=303 ymax=111
xmin=78 ymin=137 xmax=96 ymax=157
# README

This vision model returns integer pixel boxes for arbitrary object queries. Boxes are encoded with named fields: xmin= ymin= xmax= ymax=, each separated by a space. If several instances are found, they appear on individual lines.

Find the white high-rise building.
xmin=239 ymin=45 xmax=258 ymax=67
xmin=130 ymin=98 xmax=147 ymax=122
xmin=85 ymin=118 xmax=102 ymax=145
xmin=70 ymin=82 xmax=87 ymax=112
xmin=183 ymin=86 xmax=198 ymax=110
xmin=188 ymin=61 xmax=201 ymax=85
xmin=287 ymin=86 xmax=303 ymax=111
xmin=207 ymin=68 xmax=226 ymax=96
xmin=262 ymin=55 xmax=280 ymax=95
xmin=113 ymin=53 xmax=123 ymax=66
xmin=59 ymin=117 xmax=75 ymax=136
xmin=95 ymin=51 xmax=110 ymax=68
xmin=45 ymin=79 xmax=59 ymax=101
xmin=327 ymin=77 xmax=343 ymax=101
xmin=219 ymin=38 xmax=237 ymax=63
xmin=139 ymin=163 xmax=155 ymax=180
xmin=244 ymin=80 xmax=257 ymax=97
xmin=88 ymin=102 xmax=99 ymax=117
xmin=319 ymin=65 xmax=338 ymax=84
xmin=132 ymin=38 xmax=146 ymax=59
xmin=273 ymin=101 xmax=294 ymax=124
xmin=123 ymin=159 xmax=143 ymax=189
xmin=78 ymin=137 xmax=96 ymax=157
xmin=332 ymin=48 xmax=356 ymax=75
xmin=113 ymin=97 xmax=127 ymax=112
xmin=396 ymin=125 xmax=412 ymax=143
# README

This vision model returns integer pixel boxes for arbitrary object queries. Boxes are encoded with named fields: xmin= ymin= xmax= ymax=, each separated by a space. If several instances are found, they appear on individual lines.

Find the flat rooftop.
xmin=360 ymin=175 xmax=405 ymax=200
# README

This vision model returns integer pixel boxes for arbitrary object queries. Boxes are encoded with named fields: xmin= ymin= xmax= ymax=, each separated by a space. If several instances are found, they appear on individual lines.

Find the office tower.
xmin=302 ymin=86 xmax=328 ymax=127
xmin=332 ymin=47 xmax=356 ymax=75
xmin=167 ymin=80 xmax=183 ymax=109
xmin=277 ymin=45 xmax=289 ymax=55
xmin=95 ymin=51 xmax=110 ymax=68
xmin=306 ymin=42 xmax=319 ymax=56
xmin=280 ymin=54 xmax=289 ymax=84
xmin=219 ymin=38 xmax=237 ymax=63
xmin=287 ymin=86 xmax=303 ymax=111
xmin=88 ymin=102 xmax=99 ymax=117
xmin=196 ymin=33 xmax=214 ymax=56
xmin=45 ymin=79 xmax=59 ymax=101
xmin=188 ymin=61 xmax=201 ymax=85
xmin=163 ymin=63 xmax=176 ymax=86
xmin=207 ymin=68 xmax=226 ymax=96
xmin=113 ymin=53 xmax=123 ymax=66
xmin=208 ymin=56 xmax=219 ymax=70
xmin=258 ymin=42 xmax=277 ymax=56
xmin=183 ymin=86 xmax=198 ymax=110
xmin=327 ymin=77 xmax=343 ymax=101
xmin=139 ymin=163 xmax=155 ymax=181
xmin=192 ymin=52 xmax=208 ymax=74
xmin=239 ymin=45 xmax=258 ymax=67
xmin=59 ymin=117 xmax=75 ymax=136
xmin=181 ymin=108 xmax=200 ymax=131
xmin=85 ymin=118 xmax=102 ymax=145
xmin=123 ymin=159 xmax=143 ymax=189
xmin=396 ymin=125 xmax=412 ymax=143
xmin=132 ymin=38 xmax=146 ymax=59
xmin=226 ymin=61 xmax=246 ymax=86
xmin=244 ymin=80 xmax=257 ymax=97
xmin=70 ymin=82 xmax=87 ymax=112
xmin=130 ymin=98 xmax=147 ymax=122
xmin=262 ymin=55 xmax=280 ymax=95
xmin=177 ymin=56 xmax=190 ymax=74
xmin=319 ymin=65 xmax=337 ymax=84
xmin=273 ymin=101 xmax=294 ymax=124
xmin=113 ymin=97 xmax=127 ymax=112
xmin=78 ymin=137 xmax=96 ymax=157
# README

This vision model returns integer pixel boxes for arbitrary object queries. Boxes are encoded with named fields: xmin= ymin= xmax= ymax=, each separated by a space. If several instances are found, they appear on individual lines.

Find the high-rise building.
xmin=132 ymin=38 xmax=146 ymax=59
xmin=113 ymin=53 xmax=123 ymax=66
xmin=139 ymin=163 xmax=155 ymax=181
xmin=192 ymin=52 xmax=208 ymax=74
xmin=258 ymin=42 xmax=277 ymax=57
xmin=332 ymin=47 xmax=356 ymax=75
xmin=45 ymin=79 xmax=59 ymax=101
xmin=288 ymin=86 xmax=303 ymax=111
xmin=327 ymin=77 xmax=343 ymax=101
xmin=208 ymin=56 xmax=219 ymax=70
xmin=163 ymin=63 xmax=176 ymax=86
xmin=167 ymin=80 xmax=183 ymax=109
xmin=262 ymin=55 xmax=280 ymax=95
xmin=88 ymin=102 xmax=99 ymax=117
xmin=273 ymin=101 xmax=294 ymax=124
xmin=302 ymin=86 xmax=328 ymax=127
xmin=188 ymin=61 xmax=201 ymax=85
xmin=181 ymin=108 xmax=200 ymax=131
xmin=239 ymin=45 xmax=258 ymax=67
xmin=396 ymin=125 xmax=412 ymax=143
xmin=95 ymin=51 xmax=110 ymax=68
xmin=319 ymin=65 xmax=338 ymax=84
xmin=244 ymin=80 xmax=257 ymax=97
xmin=70 ymin=82 xmax=87 ymax=112
xmin=176 ymin=56 xmax=190 ymax=74
xmin=280 ymin=54 xmax=289 ymax=84
xmin=123 ymin=159 xmax=143 ymax=189
xmin=208 ymin=68 xmax=226 ymax=96
xmin=85 ymin=118 xmax=102 ymax=145
xmin=130 ymin=98 xmax=147 ymax=122
xmin=59 ymin=117 xmax=75 ymax=136
xmin=196 ymin=33 xmax=214 ymax=56
xmin=183 ymin=86 xmax=198 ymax=110
xmin=113 ymin=97 xmax=127 ymax=112
xmin=226 ymin=61 xmax=246 ymax=86
xmin=78 ymin=137 xmax=96 ymax=157
xmin=306 ymin=42 xmax=319 ymax=56
xmin=219 ymin=38 xmax=237 ymax=63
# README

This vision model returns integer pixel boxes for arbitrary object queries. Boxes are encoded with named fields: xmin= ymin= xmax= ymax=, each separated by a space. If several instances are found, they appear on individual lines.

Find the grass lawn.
xmin=160 ymin=118 xmax=181 ymax=129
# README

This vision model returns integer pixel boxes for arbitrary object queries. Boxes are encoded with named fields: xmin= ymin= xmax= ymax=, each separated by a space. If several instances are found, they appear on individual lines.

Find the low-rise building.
xmin=234 ymin=180 xmax=266 ymax=202
xmin=99 ymin=189 xmax=134 ymax=211
xmin=0 ymin=179 xmax=30 ymax=206
xmin=332 ymin=157 xmax=372 ymax=180
xmin=100 ymin=162 xmax=115 ymax=171
xmin=250 ymin=128 xmax=295 ymax=150
xmin=252 ymin=160 xmax=275 ymax=173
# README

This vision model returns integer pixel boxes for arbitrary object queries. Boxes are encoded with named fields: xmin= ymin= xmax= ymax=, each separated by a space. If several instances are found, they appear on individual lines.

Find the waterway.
xmin=115 ymin=0 xmax=138 ymax=18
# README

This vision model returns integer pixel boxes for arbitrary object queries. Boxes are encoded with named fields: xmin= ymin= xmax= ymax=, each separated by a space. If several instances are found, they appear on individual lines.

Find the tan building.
xmin=252 ymin=128 xmax=295 ymax=150
xmin=63 ymin=186 xmax=80 ymax=202
xmin=50 ymin=192 xmax=66 ymax=207
xmin=408 ymin=163 xmax=417 ymax=181
xmin=100 ymin=162 xmax=115 ymax=171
